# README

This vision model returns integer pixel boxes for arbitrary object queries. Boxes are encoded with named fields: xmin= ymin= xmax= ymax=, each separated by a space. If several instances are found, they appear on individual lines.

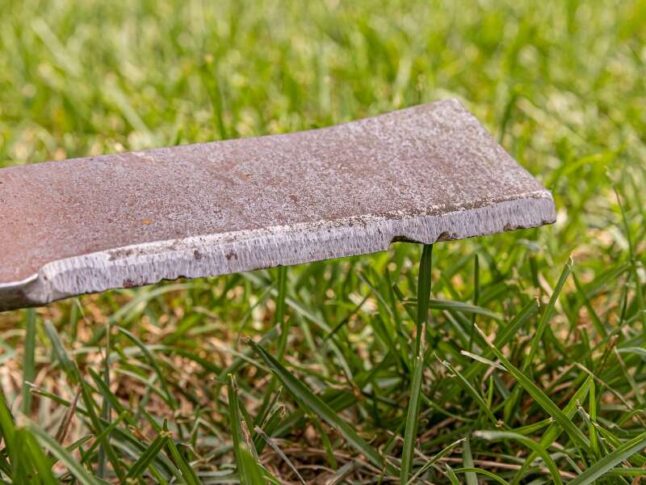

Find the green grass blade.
xmin=441 ymin=359 xmax=498 ymax=426
xmin=474 ymin=430 xmax=562 ymax=485
xmin=572 ymin=272 xmax=607 ymax=337
xmin=27 ymin=422 xmax=102 ymax=485
xmin=98 ymin=319 xmax=111 ymax=479
xmin=253 ymin=266 xmax=290 ymax=433
xmin=43 ymin=320 xmax=78 ymax=382
xmin=254 ymin=425 xmax=305 ymax=484
xmin=274 ymin=266 xmax=290 ymax=360
xmin=54 ymin=389 xmax=80 ymax=444
xmin=404 ymin=298 xmax=503 ymax=322
xmin=523 ymin=258 xmax=572 ymax=370
xmin=476 ymin=326 xmax=590 ymax=450
xmin=400 ymin=354 xmax=424 ymax=482
xmin=163 ymin=421 xmax=201 ymax=485
xmin=407 ymin=438 xmax=465 ymax=484
xmin=82 ymin=411 xmax=129 ymax=459
xmin=251 ymin=341 xmax=395 ymax=474
xmin=401 ymin=244 xmax=433 ymax=482
xmin=21 ymin=309 xmax=37 ymax=415
xmin=570 ymin=431 xmax=646 ymax=485
xmin=126 ymin=431 xmax=170 ymax=480
xmin=513 ymin=375 xmax=592 ymax=483
xmin=444 ymin=463 xmax=461 ymax=485
xmin=78 ymin=377 xmax=126 ymax=481
xmin=18 ymin=429 xmax=58 ymax=485
xmin=468 ymin=253 xmax=480 ymax=351
xmin=588 ymin=380 xmax=600 ymax=458
xmin=415 ymin=244 xmax=433 ymax=354
xmin=42 ymin=319 xmax=126 ymax=480
xmin=116 ymin=327 xmax=178 ymax=409
xmin=228 ymin=374 xmax=277 ymax=484
xmin=617 ymin=346 xmax=646 ymax=359
xmin=454 ymin=467 xmax=510 ymax=485
xmin=462 ymin=436 xmax=478 ymax=485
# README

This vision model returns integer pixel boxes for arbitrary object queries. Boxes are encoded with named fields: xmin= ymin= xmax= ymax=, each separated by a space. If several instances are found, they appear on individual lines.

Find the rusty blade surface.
xmin=0 ymin=99 xmax=555 ymax=311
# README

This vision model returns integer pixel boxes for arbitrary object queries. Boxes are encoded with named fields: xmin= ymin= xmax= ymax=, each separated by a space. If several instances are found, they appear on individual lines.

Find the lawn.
xmin=0 ymin=0 xmax=644 ymax=483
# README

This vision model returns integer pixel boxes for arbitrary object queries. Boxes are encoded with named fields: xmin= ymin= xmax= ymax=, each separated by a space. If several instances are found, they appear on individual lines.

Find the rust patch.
xmin=436 ymin=231 xmax=458 ymax=241
xmin=108 ymin=248 xmax=135 ymax=261
xmin=0 ymin=99 xmax=556 ymax=311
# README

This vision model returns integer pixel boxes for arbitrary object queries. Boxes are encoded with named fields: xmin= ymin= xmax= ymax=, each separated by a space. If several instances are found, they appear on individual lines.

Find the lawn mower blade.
xmin=0 ymin=99 xmax=555 ymax=311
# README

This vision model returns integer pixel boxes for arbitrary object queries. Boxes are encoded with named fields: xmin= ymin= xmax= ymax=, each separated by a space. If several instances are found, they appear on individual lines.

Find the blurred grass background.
xmin=0 ymin=0 xmax=644 ymax=483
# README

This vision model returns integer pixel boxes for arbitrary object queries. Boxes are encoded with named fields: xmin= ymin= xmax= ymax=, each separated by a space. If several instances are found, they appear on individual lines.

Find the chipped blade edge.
xmin=0 ymin=193 xmax=555 ymax=311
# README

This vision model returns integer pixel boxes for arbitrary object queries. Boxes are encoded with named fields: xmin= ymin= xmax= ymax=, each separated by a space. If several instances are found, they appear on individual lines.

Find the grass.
xmin=0 ymin=0 xmax=644 ymax=482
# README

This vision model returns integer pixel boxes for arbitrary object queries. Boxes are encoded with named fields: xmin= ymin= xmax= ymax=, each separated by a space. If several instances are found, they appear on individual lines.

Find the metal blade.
xmin=0 ymin=99 xmax=555 ymax=311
